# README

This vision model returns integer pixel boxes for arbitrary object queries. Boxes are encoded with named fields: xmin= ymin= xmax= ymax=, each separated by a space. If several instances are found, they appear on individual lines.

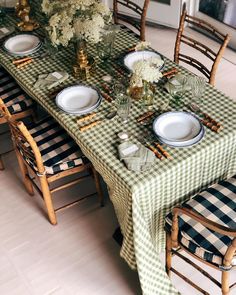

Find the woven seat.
xmin=0 ymin=67 xmax=33 ymax=114
xmin=0 ymin=99 xmax=104 ymax=225
xmin=23 ymin=116 xmax=88 ymax=175
xmin=165 ymin=176 xmax=236 ymax=267
xmin=165 ymin=176 xmax=236 ymax=294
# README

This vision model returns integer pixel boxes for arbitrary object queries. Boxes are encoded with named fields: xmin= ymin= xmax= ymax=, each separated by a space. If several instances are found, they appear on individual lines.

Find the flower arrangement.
xmin=41 ymin=0 xmax=112 ymax=46
xmin=130 ymin=57 xmax=163 ymax=87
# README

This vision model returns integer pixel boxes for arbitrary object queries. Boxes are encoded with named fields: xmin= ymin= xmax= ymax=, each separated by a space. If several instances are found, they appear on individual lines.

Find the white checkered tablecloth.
xmin=1 ymin=11 xmax=236 ymax=295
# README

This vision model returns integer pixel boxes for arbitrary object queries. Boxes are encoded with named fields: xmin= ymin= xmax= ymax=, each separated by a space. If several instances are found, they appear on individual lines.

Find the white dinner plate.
xmin=3 ymin=34 xmax=41 ymax=56
xmin=123 ymin=50 xmax=165 ymax=72
xmin=153 ymin=111 xmax=202 ymax=142
xmin=157 ymin=127 xmax=205 ymax=148
xmin=56 ymin=85 xmax=101 ymax=114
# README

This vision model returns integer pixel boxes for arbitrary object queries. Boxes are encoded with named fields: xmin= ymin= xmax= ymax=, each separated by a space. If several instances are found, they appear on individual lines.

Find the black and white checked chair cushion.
xmin=0 ymin=67 xmax=33 ymax=114
xmin=19 ymin=117 xmax=88 ymax=175
xmin=165 ymin=176 xmax=236 ymax=267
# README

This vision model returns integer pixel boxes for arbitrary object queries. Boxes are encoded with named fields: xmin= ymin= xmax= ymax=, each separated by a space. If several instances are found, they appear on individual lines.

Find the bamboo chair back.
xmin=174 ymin=3 xmax=230 ymax=86
xmin=113 ymin=0 xmax=150 ymax=41
xmin=0 ymin=98 xmax=44 ymax=175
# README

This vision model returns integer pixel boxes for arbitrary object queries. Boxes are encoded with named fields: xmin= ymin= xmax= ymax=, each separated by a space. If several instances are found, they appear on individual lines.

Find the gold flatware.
xmin=162 ymin=68 xmax=178 ymax=79
xmin=16 ymin=59 xmax=33 ymax=68
xmin=13 ymin=57 xmax=32 ymax=65
xmin=153 ymin=142 xmax=172 ymax=159
xmin=145 ymin=144 xmax=163 ymax=160
xmin=201 ymin=119 xmax=222 ymax=133
xmin=188 ymin=103 xmax=222 ymax=132
xmin=79 ymin=120 xmax=102 ymax=132
xmin=101 ymin=83 xmax=112 ymax=94
xmin=137 ymin=111 xmax=155 ymax=123
xmin=77 ymin=113 xmax=96 ymax=124
xmin=113 ymin=64 xmax=124 ymax=76
xmin=101 ymin=91 xmax=112 ymax=103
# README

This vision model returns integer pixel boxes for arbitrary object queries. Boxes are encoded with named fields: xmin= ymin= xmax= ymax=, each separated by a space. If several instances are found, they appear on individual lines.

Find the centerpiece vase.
xmin=141 ymin=80 xmax=155 ymax=109
xmin=128 ymin=80 xmax=155 ymax=109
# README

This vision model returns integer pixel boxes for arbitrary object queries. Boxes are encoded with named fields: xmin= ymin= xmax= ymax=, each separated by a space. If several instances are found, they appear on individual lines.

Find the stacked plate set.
xmin=56 ymin=85 xmax=102 ymax=115
xmin=153 ymin=111 xmax=205 ymax=148
xmin=3 ymin=34 xmax=42 ymax=56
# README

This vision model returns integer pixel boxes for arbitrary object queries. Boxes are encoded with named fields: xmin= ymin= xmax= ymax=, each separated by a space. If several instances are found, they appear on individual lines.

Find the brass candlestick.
xmin=73 ymin=40 xmax=95 ymax=80
xmin=16 ymin=0 xmax=39 ymax=31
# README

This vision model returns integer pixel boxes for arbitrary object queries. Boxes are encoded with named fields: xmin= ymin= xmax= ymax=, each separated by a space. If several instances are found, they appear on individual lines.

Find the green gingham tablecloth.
xmin=1 ymin=14 xmax=236 ymax=295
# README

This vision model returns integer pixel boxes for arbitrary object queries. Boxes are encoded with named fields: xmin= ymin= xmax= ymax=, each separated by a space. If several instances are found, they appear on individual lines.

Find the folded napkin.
xmin=34 ymin=71 xmax=69 ymax=90
xmin=0 ymin=26 xmax=15 ymax=40
xmin=118 ymin=141 xmax=155 ymax=172
xmin=164 ymin=73 xmax=191 ymax=95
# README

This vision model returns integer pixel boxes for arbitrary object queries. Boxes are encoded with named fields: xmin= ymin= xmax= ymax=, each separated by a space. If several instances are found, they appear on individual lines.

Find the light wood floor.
xmin=0 ymin=25 xmax=236 ymax=295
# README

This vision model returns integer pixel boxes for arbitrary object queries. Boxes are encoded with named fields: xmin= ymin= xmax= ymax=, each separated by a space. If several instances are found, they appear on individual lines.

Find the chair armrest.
xmin=172 ymin=206 xmax=236 ymax=237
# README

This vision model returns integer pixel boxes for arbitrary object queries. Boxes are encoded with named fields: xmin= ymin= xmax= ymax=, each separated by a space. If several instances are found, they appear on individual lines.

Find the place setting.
xmin=55 ymin=85 xmax=103 ymax=116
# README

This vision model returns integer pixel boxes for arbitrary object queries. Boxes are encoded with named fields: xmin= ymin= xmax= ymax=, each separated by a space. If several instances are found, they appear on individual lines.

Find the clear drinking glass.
xmin=97 ymin=26 xmax=118 ymax=61
xmin=169 ymin=76 xmax=188 ymax=110
xmin=116 ymin=93 xmax=131 ymax=123
xmin=189 ymin=76 xmax=206 ymax=105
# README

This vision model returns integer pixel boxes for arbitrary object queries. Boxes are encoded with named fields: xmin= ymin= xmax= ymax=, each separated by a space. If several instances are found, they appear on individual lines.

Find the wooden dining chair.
xmin=113 ymin=0 xmax=150 ymax=41
xmin=0 ymin=99 xmax=104 ymax=225
xmin=165 ymin=176 xmax=236 ymax=295
xmin=174 ymin=3 xmax=230 ymax=86
xmin=0 ymin=67 xmax=34 ymax=170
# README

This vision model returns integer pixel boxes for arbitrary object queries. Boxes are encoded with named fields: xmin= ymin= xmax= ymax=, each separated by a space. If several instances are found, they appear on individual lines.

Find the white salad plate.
xmin=56 ymin=85 xmax=102 ymax=115
xmin=157 ymin=128 xmax=205 ymax=148
xmin=123 ymin=50 xmax=165 ymax=72
xmin=153 ymin=111 xmax=205 ymax=147
xmin=3 ymin=34 xmax=41 ymax=56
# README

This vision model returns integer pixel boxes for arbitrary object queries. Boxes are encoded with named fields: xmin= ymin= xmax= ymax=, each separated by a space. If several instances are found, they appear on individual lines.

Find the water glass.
xmin=97 ymin=36 xmax=113 ymax=60
xmin=169 ymin=76 xmax=188 ymax=110
xmin=97 ymin=25 xmax=119 ymax=60
xmin=189 ymin=76 xmax=206 ymax=105
xmin=116 ymin=94 xmax=131 ymax=123
xmin=0 ymin=0 xmax=7 ymax=26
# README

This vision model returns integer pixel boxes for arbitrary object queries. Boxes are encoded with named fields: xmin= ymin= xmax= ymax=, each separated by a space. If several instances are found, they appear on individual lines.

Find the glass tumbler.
xmin=97 ymin=25 xmax=119 ymax=61
xmin=169 ymin=76 xmax=188 ymax=110
xmin=189 ymin=76 xmax=206 ymax=106
xmin=116 ymin=93 xmax=131 ymax=123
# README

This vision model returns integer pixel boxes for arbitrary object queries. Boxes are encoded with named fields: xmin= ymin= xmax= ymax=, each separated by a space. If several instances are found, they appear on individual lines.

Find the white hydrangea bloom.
xmin=131 ymin=58 xmax=163 ymax=86
xmin=46 ymin=0 xmax=112 ymax=46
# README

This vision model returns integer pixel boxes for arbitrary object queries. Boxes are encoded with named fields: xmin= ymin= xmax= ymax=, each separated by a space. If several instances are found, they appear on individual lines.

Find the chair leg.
xmin=165 ymin=231 xmax=172 ymax=276
xmin=15 ymin=149 xmax=34 ymax=196
xmin=0 ymin=154 xmax=4 ymax=170
xmin=221 ymin=270 xmax=230 ymax=295
xmin=92 ymin=167 xmax=104 ymax=207
xmin=38 ymin=175 xmax=57 ymax=225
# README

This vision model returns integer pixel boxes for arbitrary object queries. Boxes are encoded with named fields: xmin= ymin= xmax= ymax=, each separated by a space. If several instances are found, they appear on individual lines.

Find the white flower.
xmin=135 ymin=41 xmax=151 ymax=51
xmin=131 ymin=58 xmax=163 ymax=86
xmin=93 ymin=2 xmax=111 ymax=16
xmin=41 ymin=0 xmax=52 ymax=15
xmin=46 ymin=0 xmax=112 ymax=46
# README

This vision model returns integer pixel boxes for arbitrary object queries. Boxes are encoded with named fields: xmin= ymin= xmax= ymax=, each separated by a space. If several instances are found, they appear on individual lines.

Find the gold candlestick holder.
xmin=16 ymin=0 xmax=39 ymax=31
xmin=73 ymin=40 xmax=95 ymax=80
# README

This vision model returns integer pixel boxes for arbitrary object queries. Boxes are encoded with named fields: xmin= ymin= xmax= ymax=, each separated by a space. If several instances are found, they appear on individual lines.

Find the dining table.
xmin=1 ymin=8 xmax=236 ymax=295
